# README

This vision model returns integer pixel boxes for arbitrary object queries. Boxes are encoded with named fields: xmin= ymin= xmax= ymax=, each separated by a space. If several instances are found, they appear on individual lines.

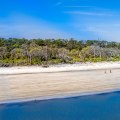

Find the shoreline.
xmin=0 ymin=89 xmax=120 ymax=105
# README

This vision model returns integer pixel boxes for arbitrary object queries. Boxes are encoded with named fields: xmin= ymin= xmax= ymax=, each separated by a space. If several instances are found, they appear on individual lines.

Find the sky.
xmin=0 ymin=0 xmax=120 ymax=41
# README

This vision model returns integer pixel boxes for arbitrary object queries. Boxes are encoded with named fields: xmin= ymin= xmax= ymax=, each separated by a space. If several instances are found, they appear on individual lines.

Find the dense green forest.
xmin=0 ymin=38 xmax=120 ymax=66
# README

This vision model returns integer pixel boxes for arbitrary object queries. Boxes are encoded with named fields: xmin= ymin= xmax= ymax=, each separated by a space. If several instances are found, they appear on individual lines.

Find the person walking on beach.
xmin=104 ymin=69 xmax=112 ymax=74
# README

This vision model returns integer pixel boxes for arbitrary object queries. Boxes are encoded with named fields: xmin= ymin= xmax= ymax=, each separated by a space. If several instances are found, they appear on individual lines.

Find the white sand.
xmin=0 ymin=62 xmax=120 ymax=75
xmin=0 ymin=62 xmax=120 ymax=104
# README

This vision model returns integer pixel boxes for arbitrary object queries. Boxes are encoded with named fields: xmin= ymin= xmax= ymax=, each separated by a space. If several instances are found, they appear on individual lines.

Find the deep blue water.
xmin=0 ymin=92 xmax=120 ymax=120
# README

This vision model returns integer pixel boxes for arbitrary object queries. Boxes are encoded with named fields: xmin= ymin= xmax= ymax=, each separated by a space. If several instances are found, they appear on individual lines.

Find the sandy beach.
xmin=0 ymin=62 xmax=120 ymax=75
xmin=0 ymin=62 xmax=120 ymax=104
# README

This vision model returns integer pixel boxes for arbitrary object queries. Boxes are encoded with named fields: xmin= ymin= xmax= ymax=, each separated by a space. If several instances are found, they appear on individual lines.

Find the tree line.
xmin=0 ymin=38 xmax=120 ymax=66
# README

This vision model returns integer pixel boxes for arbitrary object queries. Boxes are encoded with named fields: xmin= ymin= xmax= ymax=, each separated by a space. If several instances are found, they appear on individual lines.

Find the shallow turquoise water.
xmin=0 ymin=92 xmax=120 ymax=120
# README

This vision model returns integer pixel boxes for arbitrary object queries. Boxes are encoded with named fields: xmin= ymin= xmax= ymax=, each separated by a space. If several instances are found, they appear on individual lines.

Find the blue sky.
xmin=0 ymin=0 xmax=120 ymax=41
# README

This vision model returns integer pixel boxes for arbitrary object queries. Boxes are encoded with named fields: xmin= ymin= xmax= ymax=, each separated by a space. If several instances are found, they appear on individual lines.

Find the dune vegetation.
xmin=0 ymin=38 xmax=120 ymax=66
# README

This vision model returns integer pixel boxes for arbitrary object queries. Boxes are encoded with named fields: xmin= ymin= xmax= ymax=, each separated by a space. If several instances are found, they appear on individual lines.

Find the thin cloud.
xmin=55 ymin=2 xmax=63 ymax=6
xmin=0 ymin=15 xmax=71 ymax=39
xmin=64 ymin=6 xmax=95 ymax=8
xmin=86 ymin=24 xmax=120 ymax=41
xmin=64 ymin=11 xmax=114 ymax=16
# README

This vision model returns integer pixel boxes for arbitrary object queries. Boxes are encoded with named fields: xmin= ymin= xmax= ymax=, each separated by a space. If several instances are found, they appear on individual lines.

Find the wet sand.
xmin=0 ymin=69 xmax=120 ymax=104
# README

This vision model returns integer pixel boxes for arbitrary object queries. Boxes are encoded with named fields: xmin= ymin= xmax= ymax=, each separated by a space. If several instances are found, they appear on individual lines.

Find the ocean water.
xmin=0 ymin=92 xmax=120 ymax=120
